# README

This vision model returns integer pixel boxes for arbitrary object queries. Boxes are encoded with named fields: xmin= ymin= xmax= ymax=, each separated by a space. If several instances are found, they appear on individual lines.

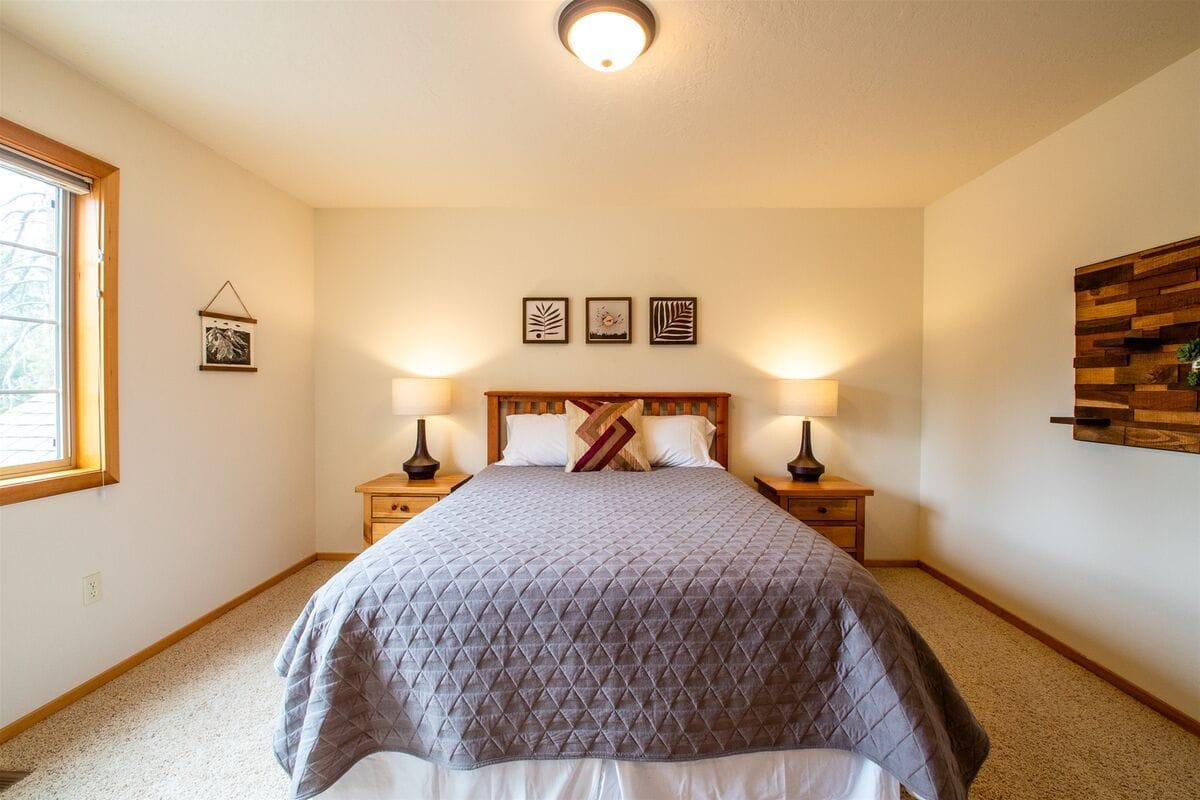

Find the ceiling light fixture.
xmin=558 ymin=0 xmax=656 ymax=73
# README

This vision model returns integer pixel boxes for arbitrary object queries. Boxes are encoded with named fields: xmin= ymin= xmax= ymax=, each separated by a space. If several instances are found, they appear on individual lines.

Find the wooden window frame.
xmin=0 ymin=118 xmax=119 ymax=505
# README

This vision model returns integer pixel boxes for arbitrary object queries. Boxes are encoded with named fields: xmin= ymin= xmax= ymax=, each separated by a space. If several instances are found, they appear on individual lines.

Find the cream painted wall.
xmin=0 ymin=33 xmax=315 ymax=726
xmin=7 ymin=12 xmax=1192 ymax=740
xmin=921 ymin=50 xmax=1200 ymax=718
xmin=314 ymin=208 xmax=924 ymax=558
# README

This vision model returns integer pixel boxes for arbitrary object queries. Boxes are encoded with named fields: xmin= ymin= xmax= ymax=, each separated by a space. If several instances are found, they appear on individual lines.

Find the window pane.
xmin=0 ymin=166 xmax=59 ymax=253
xmin=0 ymin=244 xmax=56 ymax=321
xmin=0 ymin=319 xmax=58 ymax=391
xmin=0 ymin=392 xmax=60 ymax=467
xmin=0 ymin=161 xmax=67 ymax=472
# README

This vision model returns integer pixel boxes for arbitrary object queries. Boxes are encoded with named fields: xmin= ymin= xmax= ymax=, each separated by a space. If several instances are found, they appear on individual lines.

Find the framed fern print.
xmin=649 ymin=297 xmax=697 ymax=345
xmin=523 ymin=297 xmax=569 ymax=343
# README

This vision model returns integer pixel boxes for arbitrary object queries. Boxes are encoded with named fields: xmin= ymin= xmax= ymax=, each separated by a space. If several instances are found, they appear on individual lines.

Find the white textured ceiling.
xmin=2 ymin=1 xmax=1198 ymax=208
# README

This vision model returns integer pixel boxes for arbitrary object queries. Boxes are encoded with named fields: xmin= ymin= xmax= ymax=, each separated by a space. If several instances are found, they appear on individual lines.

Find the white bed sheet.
xmin=315 ymin=749 xmax=901 ymax=800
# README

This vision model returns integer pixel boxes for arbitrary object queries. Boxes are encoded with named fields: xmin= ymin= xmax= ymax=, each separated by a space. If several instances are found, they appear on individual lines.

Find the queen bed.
xmin=275 ymin=392 xmax=988 ymax=800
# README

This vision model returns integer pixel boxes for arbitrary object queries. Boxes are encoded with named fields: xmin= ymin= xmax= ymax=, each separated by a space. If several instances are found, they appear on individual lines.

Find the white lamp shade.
xmin=778 ymin=379 xmax=839 ymax=418
xmin=391 ymin=378 xmax=451 ymax=417
xmin=566 ymin=11 xmax=648 ymax=72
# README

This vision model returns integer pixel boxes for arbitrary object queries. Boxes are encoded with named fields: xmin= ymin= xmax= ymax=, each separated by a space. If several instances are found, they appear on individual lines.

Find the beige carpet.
xmin=0 ymin=562 xmax=1196 ymax=799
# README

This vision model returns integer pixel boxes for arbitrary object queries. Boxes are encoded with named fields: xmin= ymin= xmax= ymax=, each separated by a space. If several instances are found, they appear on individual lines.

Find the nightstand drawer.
xmin=372 ymin=495 xmax=438 ymax=519
xmin=808 ymin=524 xmax=858 ymax=548
xmin=371 ymin=521 xmax=404 ymax=543
xmin=787 ymin=497 xmax=857 ymax=521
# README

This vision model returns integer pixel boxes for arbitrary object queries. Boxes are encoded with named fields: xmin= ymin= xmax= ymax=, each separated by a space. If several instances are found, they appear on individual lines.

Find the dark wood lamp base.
xmin=787 ymin=419 xmax=825 ymax=482
xmin=402 ymin=418 xmax=440 ymax=480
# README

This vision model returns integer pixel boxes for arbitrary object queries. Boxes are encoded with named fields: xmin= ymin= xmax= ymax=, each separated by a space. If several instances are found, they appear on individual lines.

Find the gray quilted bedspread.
xmin=275 ymin=467 xmax=988 ymax=799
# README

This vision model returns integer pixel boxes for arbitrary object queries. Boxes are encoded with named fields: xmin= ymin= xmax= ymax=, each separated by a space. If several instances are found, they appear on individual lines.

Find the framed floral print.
xmin=586 ymin=297 xmax=631 ymax=343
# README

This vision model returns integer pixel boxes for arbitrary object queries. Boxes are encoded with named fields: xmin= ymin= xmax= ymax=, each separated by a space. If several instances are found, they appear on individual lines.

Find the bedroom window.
xmin=0 ymin=119 xmax=119 ymax=504
xmin=0 ymin=161 xmax=73 ymax=477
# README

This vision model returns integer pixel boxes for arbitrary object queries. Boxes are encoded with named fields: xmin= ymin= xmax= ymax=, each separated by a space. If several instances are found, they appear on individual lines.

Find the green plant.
xmin=1179 ymin=338 xmax=1200 ymax=387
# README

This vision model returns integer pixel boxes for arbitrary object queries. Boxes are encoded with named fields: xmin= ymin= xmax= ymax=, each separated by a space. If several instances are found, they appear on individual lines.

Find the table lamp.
xmin=392 ymin=378 xmax=451 ymax=480
xmin=779 ymin=379 xmax=839 ymax=482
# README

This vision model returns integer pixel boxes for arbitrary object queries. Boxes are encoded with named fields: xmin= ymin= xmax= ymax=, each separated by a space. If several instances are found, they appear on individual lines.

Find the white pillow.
xmin=496 ymin=414 xmax=568 ymax=466
xmin=642 ymin=415 xmax=722 ymax=468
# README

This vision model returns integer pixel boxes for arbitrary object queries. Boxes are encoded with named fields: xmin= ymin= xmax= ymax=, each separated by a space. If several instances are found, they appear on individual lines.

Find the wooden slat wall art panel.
xmin=1070 ymin=235 xmax=1200 ymax=453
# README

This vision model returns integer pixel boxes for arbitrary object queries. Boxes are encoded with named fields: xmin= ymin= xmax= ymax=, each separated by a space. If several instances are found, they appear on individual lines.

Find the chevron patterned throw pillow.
xmin=564 ymin=399 xmax=651 ymax=472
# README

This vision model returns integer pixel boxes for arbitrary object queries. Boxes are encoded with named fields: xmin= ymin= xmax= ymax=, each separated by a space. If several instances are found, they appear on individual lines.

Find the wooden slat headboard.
xmin=485 ymin=391 xmax=731 ymax=469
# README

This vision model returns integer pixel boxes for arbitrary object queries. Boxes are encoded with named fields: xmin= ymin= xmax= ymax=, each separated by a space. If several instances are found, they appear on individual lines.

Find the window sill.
xmin=0 ymin=467 xmax=119 ymax=506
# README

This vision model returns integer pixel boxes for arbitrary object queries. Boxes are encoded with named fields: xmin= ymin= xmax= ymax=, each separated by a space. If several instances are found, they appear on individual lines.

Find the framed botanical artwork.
xmin=523 ymin=297 xmax=569 ymax=343
xmin=649 ymin=297 xmax=697 ymax=345
xmin=200 ymin=280 xmax=258 ymax=372
xmin=199 ymin=312 xmax=257 ymax=371
xmin=586 ymin=297 xmax=632 ymax=344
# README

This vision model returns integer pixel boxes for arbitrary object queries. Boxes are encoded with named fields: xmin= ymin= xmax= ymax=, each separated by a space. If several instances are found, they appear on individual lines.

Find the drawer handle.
xmin=391 ymin=502 xmax=410 ymax=512
xmin=817 ymin=506 xmax=828 ymax=514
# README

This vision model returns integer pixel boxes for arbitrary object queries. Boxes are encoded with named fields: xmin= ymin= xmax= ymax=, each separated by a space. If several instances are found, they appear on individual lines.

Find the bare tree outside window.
xmin=0 ymin=164 xmax=68 ymax=472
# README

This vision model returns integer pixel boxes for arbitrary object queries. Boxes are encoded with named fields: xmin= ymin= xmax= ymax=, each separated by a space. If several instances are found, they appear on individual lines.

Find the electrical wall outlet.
xmin=83 ymin=572 xmax=101 ymax=606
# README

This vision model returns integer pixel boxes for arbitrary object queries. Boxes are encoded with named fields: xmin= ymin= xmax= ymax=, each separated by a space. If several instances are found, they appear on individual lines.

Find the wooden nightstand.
xmin=753 ymin=475 xmax=874 ymax=564
xmin=354 ymin=473 xmax=470 ymax=550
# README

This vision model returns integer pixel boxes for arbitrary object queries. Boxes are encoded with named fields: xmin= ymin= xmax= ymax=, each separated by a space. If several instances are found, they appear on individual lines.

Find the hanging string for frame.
xmin=200 ymin=280 xmax=256 ymax=321
xmin=199 ymin=281 xmax=258 ymax=373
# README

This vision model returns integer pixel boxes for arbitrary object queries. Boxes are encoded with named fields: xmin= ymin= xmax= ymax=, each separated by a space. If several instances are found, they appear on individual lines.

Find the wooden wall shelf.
xmin=1069 ymin=235 xmax=1200 ymax=454
xmin=1094 ymin=335 xmax=1161 ymax=350
xmin=1050 ymin=417 xmax=1111 ymax=427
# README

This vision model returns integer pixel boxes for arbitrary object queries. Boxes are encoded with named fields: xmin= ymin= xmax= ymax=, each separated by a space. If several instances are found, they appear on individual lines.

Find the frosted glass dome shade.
xmin=559 ymin=0 xmax=656 ymax=73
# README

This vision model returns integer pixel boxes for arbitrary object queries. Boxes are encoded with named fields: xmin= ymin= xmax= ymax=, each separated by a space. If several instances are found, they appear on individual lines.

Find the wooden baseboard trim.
xmin=316 ymin=551 xmax=358 ymax=561
xmin=864 ymin=559 xmax=919 ymax=568
xmin=0 ymin=553 xmax=318 ymax=745
xmin=917 ymin=561 xmax=1200 ymax=737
